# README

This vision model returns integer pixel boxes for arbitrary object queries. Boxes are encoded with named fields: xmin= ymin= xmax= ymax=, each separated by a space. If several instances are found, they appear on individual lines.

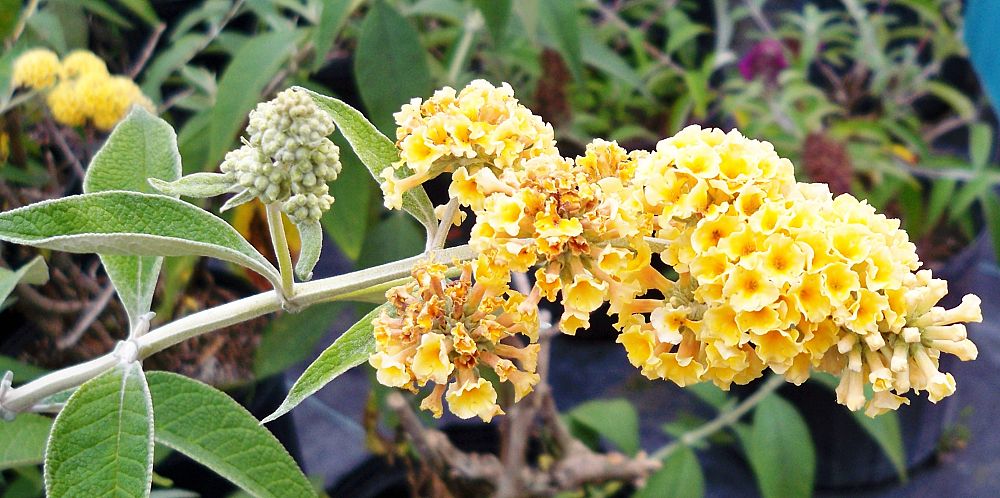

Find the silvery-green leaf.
xmin=0 ymin=191 xmax=280 ymax=288
xmin=83 ymin=107 xmax=182 ymax=329
xmin=148 ymin=173 xmax=235 ymax=198
xmin=44 ymin=362 xmax=154 ymax=498
xmin=0 ymin=255 xmax=48 ymax=305
xmin=294 ymin=220 xmax=322 ymax=281
xmin=147 ymin=372 xmax=314 ymax=498
xmin=262 ymin=304 xmax=383 ymax=423
xmin=298 ymin=87 xmax=438 ymax=235
xmin=220 ymin=188 xmax=257 ymax=212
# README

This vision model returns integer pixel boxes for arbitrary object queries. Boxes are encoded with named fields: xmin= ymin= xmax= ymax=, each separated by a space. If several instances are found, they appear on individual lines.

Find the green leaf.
xmin=0 ymin=355 xmax=49 ymax=383
xmin=0 ymin=192 xmax=280 ymax=287
xmin=354 ymin=0 xmax=432 ymax=134
xmin=302 ymin=88 xmax=437 ymax=233
xmin=148 ymin=173 xmax=234 ymax=198
xmin=538 ymin=0 xmax=583 ymax=81
xmin=635 ymin=445 xmax=704 ymax=498
xmin=0 ymin=414 xmax=53 ymax=470
xmin=44 ymin=362 xmax=154 ymax=498
xmin=970 ymin=122 xmax=994 ymax=171
xmin=209 ymin=29 xmax=299 ymax=170
xmin=984 ymin=194 xmax=1000 ymax=264
xmin=254 ymin=302 xmax=346 ymax=379
xmin=0 ymin=255 xmax=48 ymax=306
xmin=687 ymin=382 xmax=728 ymax=410
xmin=357 ymin=214 xmax=424 ymax=269
xmin=310 ymin=0 xmax=359 ymax=71
xmin=580 ymin=30 xmax=645 ymax=94
xmin=117 ymin=0 xmax=161 ymax=26
xmin=140 ymin=34 xmax=204 ymax=101
xmin=0 ymin=0 xmax=19 ymax=40
xmin=924 ymin=81 xmax=976 ymax=120
xmin=322 ymin=134 xmax=372 ymax=261
xmin=84 ymin=107 xmax=182 ymax=329
xmin=294 ymin=220 xmax=322 ymax=281
xmin=472 ymin=0 xmax=511 ymax=41
xmin=262 ymin=304 xmax=383 ymax=423
xmin=926 ymin=179 xmax=957 ymax=230
xmin=565 ymin=398 xmax=640 ymax=456
xmin=146 ymin=371 xmax=315 ymax=498
xmin=948 ymin=172 xmax=994 ymax=223
xmin=744 ymin=395 xmax=815 ymax=498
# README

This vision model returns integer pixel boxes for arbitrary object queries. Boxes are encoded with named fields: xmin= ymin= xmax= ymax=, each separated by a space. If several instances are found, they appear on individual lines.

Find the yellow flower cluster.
xmin=618 ymin=180 xmax=981 ymax=414
xmin=469 ymin=139 xmax=657 ymax=335
xmin=11 ymin=49 xmax=61 ymax=90
xmin=373 ymin=82 xmax=982 ymax=417
xmin=11 ymin=49 xmax=153 ymax=130
xmin=382 ymin=79 xmax=557 ymax=210
xmin=369 ymin=261 xmax=541 ymax=421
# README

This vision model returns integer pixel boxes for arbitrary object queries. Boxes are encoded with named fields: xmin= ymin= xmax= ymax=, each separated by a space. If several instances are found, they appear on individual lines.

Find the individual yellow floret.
xmin=12 ymin=48 xmax=60 ymax=89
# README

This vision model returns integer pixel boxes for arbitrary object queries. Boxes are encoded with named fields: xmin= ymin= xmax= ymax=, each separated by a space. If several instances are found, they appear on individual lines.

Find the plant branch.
xmin=265 ymin=203 xmax=295 ymax=300
xmin=0 ymin=244 xmax=477 ymax=414
xmin=651 ymin=374 xmax=786 ymax=460
xmin=56 ymin=283 xmax=116 ymax=350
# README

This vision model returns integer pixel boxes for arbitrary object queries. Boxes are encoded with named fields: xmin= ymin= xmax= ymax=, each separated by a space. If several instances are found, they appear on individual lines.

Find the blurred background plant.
xmin=1 ymin=0 xmax=998 ymax=497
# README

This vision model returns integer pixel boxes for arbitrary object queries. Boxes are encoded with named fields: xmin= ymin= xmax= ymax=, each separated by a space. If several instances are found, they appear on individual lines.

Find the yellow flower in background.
xmin=46 ymin=81 xmax=87 ymax=127
xmin=60 ymin=50 xmax=109 ymax=79
xmin=369 ymin=261 xmax=540 ymax=421
xmin=12 ymin=48 xmax=60 ymax=89
xmin=10 ymin=48 xmax=153 ymax=130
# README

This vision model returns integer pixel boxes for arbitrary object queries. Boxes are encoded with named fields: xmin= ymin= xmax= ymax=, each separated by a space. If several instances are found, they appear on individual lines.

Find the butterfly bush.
xmin=377 ymin=80 xmax=982 ymax=421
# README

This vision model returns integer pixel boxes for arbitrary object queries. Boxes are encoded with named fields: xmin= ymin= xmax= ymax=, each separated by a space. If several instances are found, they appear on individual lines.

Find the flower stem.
xmin=651 ymin=374 xmax=786 ymax=460
xmin=266 ymin=203 xmax=295 ymax=299
xmin=0 ymin=244 xmax=477 ymax=415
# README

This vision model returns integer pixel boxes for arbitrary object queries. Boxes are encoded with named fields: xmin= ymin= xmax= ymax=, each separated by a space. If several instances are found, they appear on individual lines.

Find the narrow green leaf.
xmin=254 ymin=302 xmax=346 ymax=379
xmin=310 ymin=0 xmax=359 ymax=71
xmin=117 ymin=0 xmax=161 ymax=26
xmin=0 ymin=255 xmax=48 ymax=306
xmin=970 ymin=122 xmax=994 ymax=171
xmin=209 ymin=29 xmax=299 ymax=169
xmin=149 ymin=173 xmax=235 ymax=198
xmin=140 ymin=34 xmax=204 ymax=100
xmin=688 ymin=382 xmax=728 ymax=410
xmin=146 ymin=371 xmax=315 ymax=498
xmin=0 ymin=0 xmax=19 ymax=40
xmin=294 ymin=220 xmax=322 ymax=281
xmin=44 ymin=362 xmax=154 ymax=498
xmin=635 ymin=445 xmax=704 ymax=498
xmin=354 ymin=0 xmax=432 ymax=134
xmin=472 ymin=0 xmax=511 ymax=41
xmin=926 ymin=179 xmax=956 ymax=230
xmin=0 ymin=414 xmax=53 ymax=470
xmin=262 ymin=304 xmax=384 ymax=423
xmin=0 ymin=192 xmax=280 ymax=287
xmin=302 ymin=88 xmax=438 ymax=233
xmin=984 ymin=194 xmax=1000 ymax=264
xmin=538 ymin=0 xmax=583 ymax=81
xmin=924 ymin=81 xmax=976 ymax=120
xmin=357 ymin=214 xmax=424 ymax=269
xmin=580 ymin=30 xmax=645 ymax=94
xmin=84 ymin=107 xmax=182 ymax=329
xmin=565 ymin=399 xmax=640 ymax=456
xmin=745 ymin=395 xmax=816 ymax=498
xmin=322 ymin=133 xmax=372 ymax=261
xmin=948 ymin=173 xmax=993 ymax=223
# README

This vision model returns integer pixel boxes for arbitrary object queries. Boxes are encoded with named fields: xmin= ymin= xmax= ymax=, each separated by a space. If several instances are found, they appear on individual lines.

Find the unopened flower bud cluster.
xmin=221 ymin=88 xmax=341 ymax=224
